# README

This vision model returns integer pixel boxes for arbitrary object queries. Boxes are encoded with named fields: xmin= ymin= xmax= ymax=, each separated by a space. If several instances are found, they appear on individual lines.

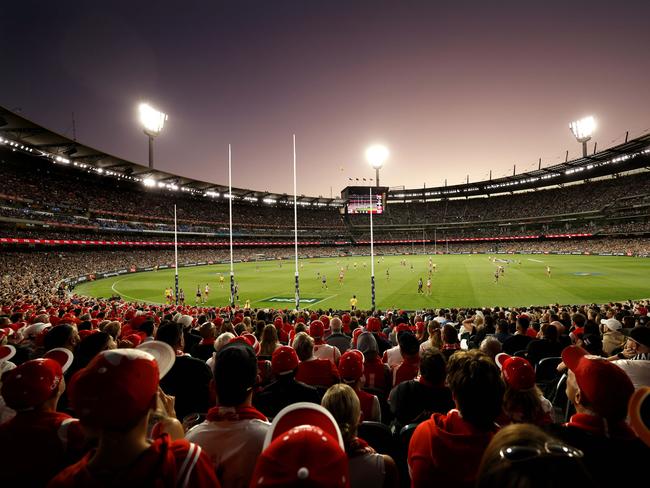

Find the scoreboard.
xmin=341 ymin=186 xmax=388 ymax=215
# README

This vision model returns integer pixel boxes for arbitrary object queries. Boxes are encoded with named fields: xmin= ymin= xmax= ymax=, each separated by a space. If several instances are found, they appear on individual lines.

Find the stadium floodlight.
xmin=143 ymin=177 xmax=156 ymax=188
xmin=365 ymin=144 xmax=389 ymax=187
xmin=569 ymin=116 xmax=596 ymax=157
xmin=138 ymin=102 xmax=168 ymax=169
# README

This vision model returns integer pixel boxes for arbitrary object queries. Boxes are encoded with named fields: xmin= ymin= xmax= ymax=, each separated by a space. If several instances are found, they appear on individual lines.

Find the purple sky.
xmin=2 ymin=1 xmax=649 ymax=197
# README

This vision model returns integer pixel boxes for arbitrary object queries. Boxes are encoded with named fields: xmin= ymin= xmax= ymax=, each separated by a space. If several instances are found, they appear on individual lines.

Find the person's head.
xmin=627 ymin=326 xmax=650 ymax=355
xmin=571 ymin=313 xmax=586 ymax=329
xmin=496 ymin=353 xmax=545 ymax=423
xmin=419 ymin=348 xmax=446 ymax=386
xmin=292 ymin=332 xmax=314 ymax=361
xmin=199 ymin=322 xmax=216 ymax=340
xmin=321 ymin=383 xmax=360 ymax=445
xmin=74 ymin=331 xmax=116 ymax=370
xmin=338 ymin=350 xmax=364 ymax=386
xmin=479 ymin=336 xmax=502 ymax=360
xmin=398 ymin=332 xmax=419 ymax=359
xmin=68 ymin=349 xmax=160 ymax=433
xmin=261 ymin=323 xmax=279 ymax=345
xmin=330 ymin=317 xmax=342 ymax=333
xmin=477 ymin=423 xmax=592 ymax=488
xmin=214 ymin=332 xmax=235 ymax=353
xmin=516 ymin=316 xmax=530 ymax=334
xmin=102 ymin=321 xmax=122 ymax=341
xmin=155 ymin=320 xmax=184 ymax=351
xmin=356 ymin=331 xmax=379 ymax=361
xmin=446 ymin=350 xmax=504 ymax=430
xmin=563 ymin=345 xmax=634 ymax=421
xmin=1 ymin=356 xmax=69 ymax=411
xmin=540 ymin=322 xmax=558 ymax=342
xmin=213 ymin=340 xmax=258 ymax=406
xmin=43 ymin=324 xmax=79 ymax=352
xmin=442 ymin=323 xmax=459 ymax=345
xmin=272 ymin=346 xmax=300 ymax=376
xmin=497 ymin=319 xmax=510 ymax=334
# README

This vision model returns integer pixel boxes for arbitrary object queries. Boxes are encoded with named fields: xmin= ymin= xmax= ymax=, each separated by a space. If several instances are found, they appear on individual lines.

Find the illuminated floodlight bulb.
xmin=139 ymin=103 xmax=168 ymax=136
xmin=365 ymin=144 xmax=389 ymax=169
xmin=143 ymin=178 xmax=156 ymax=187
xmin=569 ymin=116 xmax=596 ymax=143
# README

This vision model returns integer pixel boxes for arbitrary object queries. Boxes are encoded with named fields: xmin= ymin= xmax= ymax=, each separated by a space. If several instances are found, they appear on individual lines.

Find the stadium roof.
xmin=0 ymin=105 xmax=345 ymax=207
xmin=387 ymin=132 xmax=650 ymax=201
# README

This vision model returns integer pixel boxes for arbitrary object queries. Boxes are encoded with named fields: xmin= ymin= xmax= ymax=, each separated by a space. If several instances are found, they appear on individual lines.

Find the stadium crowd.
xmin=1 ymin=288 xmax=649 ymax=487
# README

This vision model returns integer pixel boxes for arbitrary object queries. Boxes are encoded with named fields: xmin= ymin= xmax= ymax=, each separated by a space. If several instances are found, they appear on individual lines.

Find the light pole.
xmin=365 ymin=144 xmax=389 ymax=310
xmin=139 ymin=103 xmax=168 ymax=169
xmin=366 ymin=144 xmax=389 ymax=187
xmin=569 ymin=116 xmax=595 ymax=158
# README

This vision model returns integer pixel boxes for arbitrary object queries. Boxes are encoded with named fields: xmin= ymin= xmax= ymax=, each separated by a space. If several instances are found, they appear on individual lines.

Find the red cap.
xmin=272 ymin=346 xmax=300 ymax=375
xmin=43 ymin=348 xmax=74 ymax=373
xmin=123 ymin=334 xmax=143 ymax=347
xmin=319 ymin=315 xmax=330 ymax=329
xmin=236 ymin=333 xmax=260 ymax=355
xmin=0 ymin=344 xmax=16 ymax=363
xmin=495 ymin=353 xmax=535 ymax=390
xmin=253 ymin=403 xmax=348 ymax=487
xmin=352 ymin=328 xmax=364 ymax=348
xmin=416 ymin=322 xmax=425 ymax=333
xmin=69 ymin=349 xmax=159 ymax=431
xmin=396 ymin=323 xmax=411 ymax=334
xmin=78 ymin=329 xmax=98 ymax=339
xmin=366 ymin=317 xmax=382 ymax=332
xmin=339 ymin=350 xmax=363 ymax=383
xmin=562 ymin=345 xmax=634 ymax=420
xmin=1 ymin=358 xmax=64 ymax=410
xmin=309 ymin=320 xmax=325 ymax=339
xmin=342 ymin=314 xmax=351 ymax=324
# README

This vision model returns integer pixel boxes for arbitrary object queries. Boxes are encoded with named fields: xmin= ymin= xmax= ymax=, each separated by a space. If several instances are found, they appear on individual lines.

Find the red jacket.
xmin=295 ymin=358 xmax=340 ymax=387
xmin=392 ymin=356 xmax=420 ymax=387
xmin=363 ymin=357 xmax=392 ymax=393
xmin=48 ymin=434 xmax=220 ymax=488
xmin=408 ymin=409 xmax=498 ymax=488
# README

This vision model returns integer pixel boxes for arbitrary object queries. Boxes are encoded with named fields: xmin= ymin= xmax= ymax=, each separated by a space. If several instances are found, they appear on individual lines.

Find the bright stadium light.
xmin=138 ymin=102 xmax=168 ymax=169
xmin=365 ymin=144 xmax=389 ymax=187
xmin=569 ymin=116 xmax=596 ymax=157
xmin=143 ymin=177 xmax=156 ymax=188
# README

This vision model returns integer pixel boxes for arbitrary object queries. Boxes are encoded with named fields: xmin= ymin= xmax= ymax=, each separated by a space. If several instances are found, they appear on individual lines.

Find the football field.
xmin=73 ymin=254 xmax=650 ymax=310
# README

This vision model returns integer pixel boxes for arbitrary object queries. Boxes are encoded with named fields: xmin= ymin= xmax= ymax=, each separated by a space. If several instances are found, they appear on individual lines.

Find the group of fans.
xmin=1 ymin=289 xmax=649 ymax=487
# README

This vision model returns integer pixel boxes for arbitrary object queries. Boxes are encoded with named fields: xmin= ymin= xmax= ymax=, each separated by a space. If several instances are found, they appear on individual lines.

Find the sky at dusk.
xmin=1 ymin=1 xmax=649 ymax=197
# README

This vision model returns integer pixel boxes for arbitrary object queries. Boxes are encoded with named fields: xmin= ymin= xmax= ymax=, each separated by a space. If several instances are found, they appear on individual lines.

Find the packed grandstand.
xmin=1 ymin=105 xmax=650 ymax=488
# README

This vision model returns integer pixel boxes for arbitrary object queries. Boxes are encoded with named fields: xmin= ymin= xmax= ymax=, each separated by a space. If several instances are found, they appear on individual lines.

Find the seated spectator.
xmin=254 ymin=345 xmax=321 ymax=418
xmin=43 ymin=324 xmax=80 ymax=353
xmin=294 ymin=332 xmax=340 ymax=387
xmin=548 ymin=345 xmax=649 ymax=487
xmin=479 ymin=336 xmax=502 ymax=360
xmin=391 ymin=332 xmax=420 ymax=386
xmin=310 ymin=320 xmax=341 ymax=364
xmin=419 ymin=320 xmax=441 ymax=355
xmin=191 ymin=322 xmax=216 ymax=361
xmin=502 ymin=315 xmax=533 ymax=355
xmin=477 ymin=424 xmax=593 ymax=488
xmin=339 ymin=350 xmax=381 ymax=422
xmin=494 ymin=319 xmax=512 ymax=344
xmin=408 ymin=350 xmax=505 ymax=488
xmin=186 ymin=339 xmax=270 ymax=488
xmin=389 ymin=348 xmax=454 ymax=431
xmin=326 ymin=317 xmax=351 ymax=354
xmin=0 ymin=350 xmax=86 ymax=487
xmin=495 ymin=353 xmax=553 ymax=426
xmin=259 ymin=323 xmax=281 ymax=357
xmin=322 ymin=384 xmax=399 ymax=488
xmin=440 ymin=323 xmax=461 ymax=360
xmin=156 ymin=320 xmax=212 ymax=420
xmin=358 ymin=332 xmax=392 ymax=396
xmin=49 ymin=349 xmax=219 ymax=487
xmin=526 ymin=322 xmax=564 ymax=367
xmin=250 ymin=402 xmax=349 ymax=488
xmin=600 ymin=318 xmax=626 ymax=356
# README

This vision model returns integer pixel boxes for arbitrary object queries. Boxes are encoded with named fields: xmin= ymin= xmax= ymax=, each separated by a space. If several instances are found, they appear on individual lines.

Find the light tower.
xmin=569 ymin=116 xmax=596 ymax=158
xmin=139 ymin=103 xmax=168 ymax=169
xmin=365 ymin=144 xmax=389 ymax=187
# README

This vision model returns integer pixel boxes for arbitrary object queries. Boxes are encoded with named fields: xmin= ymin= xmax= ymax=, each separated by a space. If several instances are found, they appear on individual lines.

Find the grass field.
xmin=73 ymin=254 xmax=650 ymax=310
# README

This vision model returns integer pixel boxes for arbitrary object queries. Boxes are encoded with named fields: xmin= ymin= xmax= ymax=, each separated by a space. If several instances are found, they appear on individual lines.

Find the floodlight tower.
xmin=569 ymin=116 xmax=596 ymax=158
xmin=139 ymin=103 xmax=168 ymax=169
xmin=366 ymin=144 xmax=389 ymax=187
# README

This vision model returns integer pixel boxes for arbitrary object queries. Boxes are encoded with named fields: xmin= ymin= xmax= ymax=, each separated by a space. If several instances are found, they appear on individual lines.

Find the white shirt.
xmin=313 ymin=342 xmax=341 ymax=364
xmin=185 ymin=417 xmax=270 ymax=488
xmin=383 ymin=345 xmax=403 ymax=369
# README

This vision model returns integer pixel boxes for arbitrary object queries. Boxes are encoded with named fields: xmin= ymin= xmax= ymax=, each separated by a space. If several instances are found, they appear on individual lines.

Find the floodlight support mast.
xmin=174 ymin=204 xmax=179 ymax=305
xmin=293 ymin=134 xmax=300 ymax=310
xmin=148 ymin=134 xmax=154 ymax=169
xmin=370 ymin=186 xmax=376 ymax=311
xmin=228 ymin=144 xmax=235 ymax=310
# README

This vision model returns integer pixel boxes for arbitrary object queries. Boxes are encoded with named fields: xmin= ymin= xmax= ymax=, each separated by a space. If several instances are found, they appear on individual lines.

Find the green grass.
xmin=72 ymin=254 xmax=650 ymax=309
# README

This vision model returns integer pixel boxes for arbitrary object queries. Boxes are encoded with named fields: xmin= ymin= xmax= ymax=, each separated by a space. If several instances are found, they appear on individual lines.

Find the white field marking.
xmin=527 ymin=259 xmax=544 ymax=263
xmin=252 ymin=294 xmax=282 ymax=305
xmin=315 ymin=294 xmax=339 ymax=304
xmin=111 ymin=277 xmax=161 ymax=304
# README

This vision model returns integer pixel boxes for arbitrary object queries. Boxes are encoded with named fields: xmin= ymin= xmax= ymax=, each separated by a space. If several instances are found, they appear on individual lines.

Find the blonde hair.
xmin=322 ymin=383 xmax=360 ymax=446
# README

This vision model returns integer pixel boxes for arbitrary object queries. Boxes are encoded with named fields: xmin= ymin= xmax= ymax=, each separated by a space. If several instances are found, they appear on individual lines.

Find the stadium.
xmin=2 ymin=3 xmax=650 ymax=487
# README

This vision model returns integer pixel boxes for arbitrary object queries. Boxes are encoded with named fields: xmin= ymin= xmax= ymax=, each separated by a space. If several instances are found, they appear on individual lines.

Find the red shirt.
xmin=363 ymin=357 xmax=392 ymax=392
xmin=392 ymin=356 xmax=420 ymax=387
xmin=48 ymin=434 xmax=219 ymax=488
xmin=295 ymin=358 xmax=340 ymax=387
xmin=356 ymin=389 xmax=378 ymax=421
xmin=0 ymin=410 xmax=86 ymax=487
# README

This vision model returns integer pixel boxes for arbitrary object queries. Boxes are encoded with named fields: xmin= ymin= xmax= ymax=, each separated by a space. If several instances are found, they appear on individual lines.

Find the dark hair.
xmin=446 ymin=350 xmax=504 ymax=430
xmin=43 ymin=324 xmax=76 ymax=351
xmin=442 ymin=324 xmax=459 ymax=345
xmin=398 ymin=332 xmax=420 ymax=356
xmin=419 ymin=349 xmax=447 ymax=385
xmin=213 ymin=343 xmax=257 ymax=406
xmin=140 ymin=320 xmax=155 ymax=337
xmin=156 ymin=320 xmax=183 ymax=348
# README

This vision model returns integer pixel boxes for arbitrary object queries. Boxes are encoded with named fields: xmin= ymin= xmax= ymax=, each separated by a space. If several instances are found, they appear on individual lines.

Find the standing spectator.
xmin=338 ymin=350 xmax=381 ymax=422
xmin=186 ymin=340 xmax=270 ymax=488
xmin=408 ymin=350 xmax=505 ymax=488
